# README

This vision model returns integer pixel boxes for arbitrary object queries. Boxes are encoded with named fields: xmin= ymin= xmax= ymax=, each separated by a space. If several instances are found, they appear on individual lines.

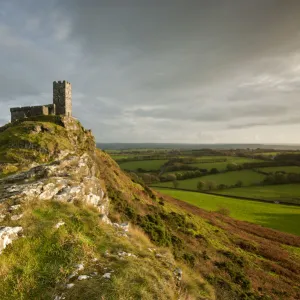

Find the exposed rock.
xmin=9 ymin=204 xmax=21 ymax=211
xmin=100 ymin=215 xmax=112 ymax=225
xmin=0 ymin=226 xmax=23 ymax=253
xmin=118 ymin=251 xmax=137 ymax=258
xmin=68 ymin=273 xmax=77 ymax=280
xmin=102 ymin=273 xmax=111 ymax=279
xmin=113 ymin=222 xmax=130 ymax=232
xmin=55 ymin=221 xmax=65 ymax=229
xmin=66 ymin=283 xmax=75 ymax=289
xmin=174 ymin=268 xmax=183 ymax=282
xmin=11 ymin=213 xmax=23 ymax=221
xmin=75 ymin=263 xmax=84 ymax=271
xmin=0 ymin=153 xmax=109 ymax=216
xmin=78 ymin=275 xmax=90 ymax=281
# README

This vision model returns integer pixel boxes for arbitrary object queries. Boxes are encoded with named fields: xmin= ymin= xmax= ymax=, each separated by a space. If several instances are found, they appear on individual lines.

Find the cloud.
xmin=1 ymin=0 xmax=300 ymax=144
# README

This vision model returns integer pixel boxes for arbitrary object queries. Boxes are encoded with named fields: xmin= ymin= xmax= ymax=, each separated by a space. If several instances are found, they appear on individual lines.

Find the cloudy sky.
xmin=1 ymin=0 xmax=300 ymax=144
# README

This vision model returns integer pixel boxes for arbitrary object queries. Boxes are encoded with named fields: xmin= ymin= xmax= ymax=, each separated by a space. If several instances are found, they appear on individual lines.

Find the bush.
xmin=138 ymin=214 xmax=172 ymax=246
xmin=183 ymin=252 xmax=196 ymax=267
xmin=197 ymin=181 xmax=205 ymax=191
xmin=216 ymin=207 xmax=230 ymax=216
xmin=172 ymin=180 xmax=179 ymax=189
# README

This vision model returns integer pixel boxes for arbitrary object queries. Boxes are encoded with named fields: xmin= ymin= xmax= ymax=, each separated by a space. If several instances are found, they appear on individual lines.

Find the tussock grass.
xmin=0 ymin=200 xmax=210 ymax=300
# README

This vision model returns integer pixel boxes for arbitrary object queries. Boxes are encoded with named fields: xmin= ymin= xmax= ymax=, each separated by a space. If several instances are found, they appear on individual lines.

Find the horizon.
xmin=1 ymin=1 xmax=300 ymax=143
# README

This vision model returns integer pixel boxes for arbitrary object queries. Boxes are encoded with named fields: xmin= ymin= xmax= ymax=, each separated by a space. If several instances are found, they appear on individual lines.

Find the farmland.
xmin=215 ymin=184 xmax=300 ymax=205
xmin=155 ymin=188 xmax=300 ymax=236
xmin=190 ymin=156 xmax=264 ymax=171
xmin=119 ymin=159 xmax=168 ymax=171
xmin=258 ymin=166 xmax=300 ymax=174
xmin=154 ymin=170 xmax=265 ymax=190
xmin=103 ymin=146 xmax=300 ymax=235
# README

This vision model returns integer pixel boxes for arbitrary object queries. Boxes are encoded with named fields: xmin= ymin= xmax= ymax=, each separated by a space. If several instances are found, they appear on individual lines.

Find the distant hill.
xmin=97 ymin=142 xmax=300 ymax=151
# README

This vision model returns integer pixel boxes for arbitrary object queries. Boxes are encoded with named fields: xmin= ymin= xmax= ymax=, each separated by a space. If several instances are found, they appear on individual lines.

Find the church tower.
xmin=53 ymin=80 xmax=72 ymax=116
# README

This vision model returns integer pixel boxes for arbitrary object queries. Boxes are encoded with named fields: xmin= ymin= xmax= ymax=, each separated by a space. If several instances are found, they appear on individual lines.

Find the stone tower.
xmin=53 ymin=80 xmax=72 ymax=116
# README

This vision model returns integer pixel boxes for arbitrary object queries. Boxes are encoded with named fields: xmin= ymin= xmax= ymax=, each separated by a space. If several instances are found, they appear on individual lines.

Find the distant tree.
xmin=173 ymin=180 xmax=179 ymax=189
xmin=235 ymin=180 xmax=243 ymax=188
xmin=206 ymin=181 xmax=217 ymax=191
xmin=141 ymin=173 xmax=152 ymax=184
xmin=226 ymin=163 xmax=238 ymax=171
xmin=210 ymin=167 xmax=219 ymax=174
xmin=217 ymin=184 xmax=227 ymax=190
xmin=166 ymin=174 xmax=177 ymax=181
xmin=197 ymin=181 xmax=205 ymax=191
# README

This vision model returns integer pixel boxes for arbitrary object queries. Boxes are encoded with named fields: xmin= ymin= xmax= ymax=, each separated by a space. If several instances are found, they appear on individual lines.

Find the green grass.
xmin=215 ymin=184 xmax=300 ymax=205
xmin=110 ymin=154 xmax=131 ymax=160
xmin=119 ymin=159 xmax=168 ymax=171
xmin=190 ymin=157 xmax=264 ymax=171
xmin=155 ymin=170 xmax=266 ymax=190
xmin=155 ymin=188 xmax=300 ymax=236
xmin=0 ymin=200 xmax=190 ymax=300
xmin=258 ymin=166 xmax=300 ymax=174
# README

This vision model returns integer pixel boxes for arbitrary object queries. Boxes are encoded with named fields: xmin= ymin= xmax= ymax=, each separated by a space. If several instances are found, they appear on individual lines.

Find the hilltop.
xmin=0 ymin=116 xmax=299 ymax=300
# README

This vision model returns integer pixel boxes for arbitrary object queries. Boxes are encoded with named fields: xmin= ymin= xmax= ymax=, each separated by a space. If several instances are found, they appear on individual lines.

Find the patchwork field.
xmin=215 ymin=184 xmax=300 ymax=205
xmin=190 ymin=157 xmax=264 ymax=171
xmin=154 ymin=170 xmax=266 ymax=189
xmin=155 ymin=188 xmax=300 ymax=236
xmin=258 ymin=166 xmax=300 ymax=174
xmin=119 ymin=159 xmax=168 ymax=171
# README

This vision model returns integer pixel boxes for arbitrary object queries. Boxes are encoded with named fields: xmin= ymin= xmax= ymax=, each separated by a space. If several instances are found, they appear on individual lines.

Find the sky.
xmin=1 ymin=0 xmax=300 ymax=144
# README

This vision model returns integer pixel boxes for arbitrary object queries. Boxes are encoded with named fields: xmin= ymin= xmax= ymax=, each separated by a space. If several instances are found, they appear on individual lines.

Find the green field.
xmin=110 ymin=155 xmax=131 ymax=160
xmin=215 ymin=184 xmax=300 ymax=204
xmin=155 ymin=170 xmax=266 ymax=189
xmin=119 ymin=159 xmax=168 ymax=171
xmin=155 ymin=188 xmax=300 ymax=236
xmin=258 ymin=166 xmax=300 ymax=174
xmin=190 ymin=157 xmax=264 ymax=171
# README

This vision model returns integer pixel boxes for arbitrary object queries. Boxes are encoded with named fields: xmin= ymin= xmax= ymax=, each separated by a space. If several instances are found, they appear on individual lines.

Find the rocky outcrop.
xmin=0 ymin=152 xmax=109 ymax=215
xmin=0 ymin=226 xmax=23 ymax=253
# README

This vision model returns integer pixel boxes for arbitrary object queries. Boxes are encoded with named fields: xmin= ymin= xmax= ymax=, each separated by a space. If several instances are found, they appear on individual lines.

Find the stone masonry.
xmin=10 ymin=81 xmax=72 ymax=122
xmin=53 ymin=80 xmax=72 ymax=117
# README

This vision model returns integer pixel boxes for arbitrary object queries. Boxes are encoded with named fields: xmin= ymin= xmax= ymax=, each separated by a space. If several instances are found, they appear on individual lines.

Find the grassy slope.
xmin=97 ymin=150 xmax=300 ymax=300
xmin=215 ymin=184 xmax=300 ymax=204
xmin=119 ymin=159 xmax=168 ymax=171
xmin=0 ymin=200 xmax=188 ymax=300
xmin=154 ymin=188 xmax=300 ymax=236
xmin=155 ymin=170 xmax=266 ymax=189
xmin=1 ymin=119 xmax=300 ymax=299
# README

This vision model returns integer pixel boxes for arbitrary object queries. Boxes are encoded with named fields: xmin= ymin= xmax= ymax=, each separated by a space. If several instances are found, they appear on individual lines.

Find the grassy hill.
xmin=0 ymin=117 xmax=300 ymax=300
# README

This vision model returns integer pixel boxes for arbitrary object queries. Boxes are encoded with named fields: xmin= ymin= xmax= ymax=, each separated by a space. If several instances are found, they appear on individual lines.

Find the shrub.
xmin=216 ymin=207 xmax=230 ymax=216
xmin=183 ymin=252 xmax=196 ymax=267
xmin=138 ymin=214 xmax=171 ymax=246
xmin=197 ymin=181 xmax=205 ymax=191
xmin=172 ymin=180 xmax=179 ymax=189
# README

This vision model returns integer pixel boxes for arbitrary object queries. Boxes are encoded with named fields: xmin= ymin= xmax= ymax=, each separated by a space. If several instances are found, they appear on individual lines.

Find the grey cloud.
xmin=228 ymin=116 xmax=300 ymax=129
xmin=1 ymin=1 xmax=300 ymax=143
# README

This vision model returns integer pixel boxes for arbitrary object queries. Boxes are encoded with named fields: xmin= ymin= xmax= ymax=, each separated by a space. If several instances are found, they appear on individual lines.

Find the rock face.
xmin=0 ymin=152 xmax=109 ymax=215
xmin=0 ymin=226 xmax=23 ymax=253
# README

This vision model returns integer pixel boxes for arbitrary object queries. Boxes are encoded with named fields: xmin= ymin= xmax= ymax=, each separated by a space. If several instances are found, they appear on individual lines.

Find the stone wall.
xmin=10 ymin=80 xmax=72 ymax=122
xmin=53 ymin=81 xmax=72 ymax=117
xmin=10 ymin=105 xmax=53 ymax=122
